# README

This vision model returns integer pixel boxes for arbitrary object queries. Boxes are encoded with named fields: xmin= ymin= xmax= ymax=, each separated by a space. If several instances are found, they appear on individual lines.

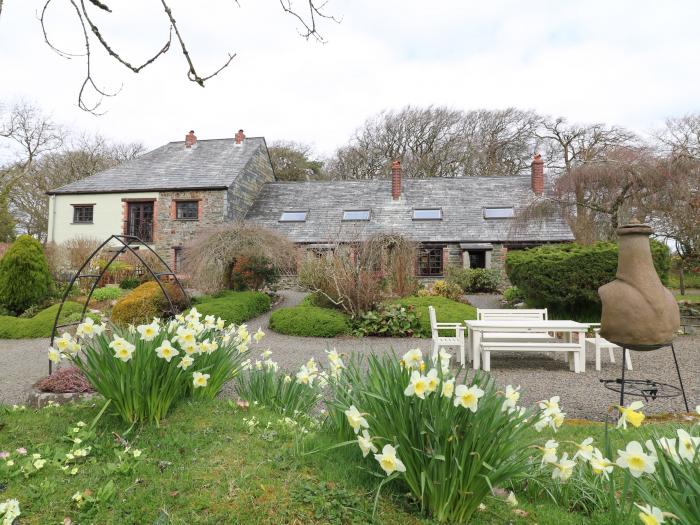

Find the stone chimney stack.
xmin=185 ymin=130 xmax=197 ymax=148
xmin=391 ymin=160 xmax=402 ymax=200
xmin=531 ymin=153 xmax=544 ymax=195
xmin=235 ymin=129 xmax=245 ymax=145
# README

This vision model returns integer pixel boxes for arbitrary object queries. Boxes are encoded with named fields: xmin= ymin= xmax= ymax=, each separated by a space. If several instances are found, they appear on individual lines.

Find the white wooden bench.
xmin=480 ymin=341 xmax=582 ymax=373
xmin=584 ymin=323 xmax=632 ymax=371
xmin=429 ymin=305 xmax=465 ymax=362
xmin=477 ymin=308 xmax=555 ymax=342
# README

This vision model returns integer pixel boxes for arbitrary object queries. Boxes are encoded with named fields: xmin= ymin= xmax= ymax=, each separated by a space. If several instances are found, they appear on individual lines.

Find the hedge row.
xmin=269 ymin=306 xmax=350 ymax=337
xmin=193 ymin=291 xmax=271 ymax=325
xmin=0 ymin=302 xmax=83 ymax=339
xmin=506 ymin=241 xmax=671 ymax=321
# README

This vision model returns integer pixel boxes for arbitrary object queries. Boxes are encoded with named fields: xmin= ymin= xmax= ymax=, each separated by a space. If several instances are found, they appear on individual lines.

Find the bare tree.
xmin=23 ymin=0 xmax=338 ymax=113
xmin=327 ymin=106 xmax=540 ymax=179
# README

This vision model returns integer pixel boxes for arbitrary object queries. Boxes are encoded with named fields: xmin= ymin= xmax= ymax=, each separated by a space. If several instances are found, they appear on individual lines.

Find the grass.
xmin=668 ymin=269 xmax=700 ymax=289
xmin=388 ymin=295 xmax=477 ymax=337
xmin=269 ymin=305 xmax=351 ymax=337
xmin=676 ymin=294 xmax=700 ymax=303
xmin=0 ymin=302 xmax=83 ymax=339
xmin=0 ymin=400 xmax=688 ymax=525
xmin=192 ymin=290 xmax=271 ymax=325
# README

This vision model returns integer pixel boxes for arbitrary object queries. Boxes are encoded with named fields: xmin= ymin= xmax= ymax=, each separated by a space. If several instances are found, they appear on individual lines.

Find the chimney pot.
xmin=391 ymin=160 xmax=402 ymax=200
xmin=185 ymin=130 xmax=197 ymax=148
xmin=235 ymin=129 xmax=245 ymax=145
xmin=531 ymin=153 xmax=544 ymax=195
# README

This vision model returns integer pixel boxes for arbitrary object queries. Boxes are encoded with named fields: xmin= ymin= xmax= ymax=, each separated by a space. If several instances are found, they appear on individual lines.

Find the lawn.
xmin=389 ymin=295 xmax=477 ymax=337
xmin=1 ymin=400 xmax=685 ymax=525
xmin=0 ymin=302 xmax=83 ymax=339
xmin=192 ymin=290 xmax=271 ymax=324
xmin=676 ymin=294 xmax=700 ymax=303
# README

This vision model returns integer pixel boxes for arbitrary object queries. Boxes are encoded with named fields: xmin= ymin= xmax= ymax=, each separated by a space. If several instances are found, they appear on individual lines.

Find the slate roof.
xmin=48 ymin=137 xmax=268 ymax=194
xmin=245 ymin=176 xmax=574 ymax=243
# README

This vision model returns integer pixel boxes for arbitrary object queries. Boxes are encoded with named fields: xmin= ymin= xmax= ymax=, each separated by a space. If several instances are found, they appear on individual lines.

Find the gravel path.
xmin=2 ymin=290 xmax=698 ymax=421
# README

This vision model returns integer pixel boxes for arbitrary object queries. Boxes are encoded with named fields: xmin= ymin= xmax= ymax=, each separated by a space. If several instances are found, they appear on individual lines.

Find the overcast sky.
xmin=1 ymin=0 xmax=699 ymax=158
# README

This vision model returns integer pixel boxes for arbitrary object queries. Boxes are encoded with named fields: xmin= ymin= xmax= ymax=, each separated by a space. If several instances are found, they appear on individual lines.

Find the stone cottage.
xmin=47 ymin=131 xmax=573 ymax=277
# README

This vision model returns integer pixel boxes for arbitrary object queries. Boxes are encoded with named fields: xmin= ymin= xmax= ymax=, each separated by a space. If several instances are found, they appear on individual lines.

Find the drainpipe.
xmin=49 ymin=194 xmax=57 ymax=243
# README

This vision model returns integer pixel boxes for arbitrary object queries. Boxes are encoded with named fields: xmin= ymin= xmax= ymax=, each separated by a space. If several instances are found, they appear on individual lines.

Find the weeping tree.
xmin=184 ymin=224 xmax=297 ymax=294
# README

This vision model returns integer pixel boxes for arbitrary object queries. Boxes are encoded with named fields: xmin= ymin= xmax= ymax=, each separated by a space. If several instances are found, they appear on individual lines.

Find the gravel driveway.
xmin=2 ymin=290 xmax=698 ymax=421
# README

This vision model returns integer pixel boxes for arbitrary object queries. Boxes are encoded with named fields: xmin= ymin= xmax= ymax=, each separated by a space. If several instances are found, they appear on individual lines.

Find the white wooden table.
xmin=465 ymin=320 xmax=589 ymax=373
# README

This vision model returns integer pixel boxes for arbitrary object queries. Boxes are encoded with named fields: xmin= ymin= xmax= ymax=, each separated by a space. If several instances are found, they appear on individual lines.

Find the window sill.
xmin=70 ymin=222 xmax=94 ymax=225
xmin=174 ymin=218 xmax=199 ymax=221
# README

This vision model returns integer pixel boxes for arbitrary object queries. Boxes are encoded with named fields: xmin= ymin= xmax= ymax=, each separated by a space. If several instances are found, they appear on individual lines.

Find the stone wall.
xmin=226 ymin=146 xmax=275 ymax=220
xmin=154 ymin=190 xmax=227 ymax=267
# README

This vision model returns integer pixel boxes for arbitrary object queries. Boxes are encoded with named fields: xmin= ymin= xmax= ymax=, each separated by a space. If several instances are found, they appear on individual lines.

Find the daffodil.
xmin=454 ymin=384 xmax=484 ymax=412
xmin=55 ymin=332 xmax=73 ymax=352
xmin=617 ymin=400 xmax=645 ymax=429
xmin=539 ymin=439 xmax=559 ymax=465
xmin=48 ymin=347 xmax=62 ymax=363
xmin=589 ymin=449 xmax=614 ymax=479
xmin=296 ymin=365 xmax=315 ymax=386
xmin=441 ymin=378 xmax=455 ymax=398
xmin=76 ymin=317 xmax=97 ymax=338
xmin=344 ymin=405 xmax=369 ymax=434
xmin=109 ymin=336 xmax=135 ymax=362
xmin=551 ymin=453 xmax=575 ymax=481
xmin=137 ymin=321 xmax=160 ymax=341
xmin=676 ymin=428 xmax=700 ymax=461
xmin=502 ymin=385 xmax=521 ymax=412
xmin=402 ymin=348 xmax=423 ymax=370
xmin=203 ymin=315 xmax=217 ymax=329
xmin=616 ymin=441 xmax=657 ymax=478
xmin=216 ymin=317 xmax=226 ymax=330
xmin=237 ymin=325 xmax=251 ymax=345
xmin=177 ymin=355 xmax=194 ymax=370
xmin=374 ymin=444 xmax=406 ymax=476
xmin=572 ymin=437 xmax=595 ymax=461
xmin=539 ymin=396 xmax=561 ymax=417
xmin=404 ymin=371 xmax=429 ymax=399
xmin=185 ymin=307 xmax=202 ymax=323
xmin=253 ymin=327 xmax=265 ymax=343
xmin=634 ymin=503 xmax=666 ymax=525
xmin=0 ymin=498 xmax=20 ymax=524
xmin=506 ymin=491 xmax=518 ymax=507
xmin=155 ymin=340 xmax=179 ymax=362
xmin=201 ymin=339 xmax=218 ymax=354
xmin=425 ymin=369 xmax=440 ymax=393
xmin=192 ymin=372 xmax=210 ymax=388
xmin=182 ymin=342 xmax=199 ymax=355
xmin=176 ymin=326 xmax=196 ymax=347
xmin=357 ymin=430 xmax=378 ymax=458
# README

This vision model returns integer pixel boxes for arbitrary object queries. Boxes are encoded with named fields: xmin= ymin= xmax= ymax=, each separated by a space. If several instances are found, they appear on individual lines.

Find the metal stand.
xmin=48 ymin=234 xmax=190 ymax=375
xmin=615 ymin=343 xmax=689 ymax=412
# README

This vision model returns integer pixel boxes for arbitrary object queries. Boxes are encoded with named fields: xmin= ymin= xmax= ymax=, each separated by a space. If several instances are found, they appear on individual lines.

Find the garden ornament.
xmin=599 ymin=219 xmax=680 ymax=348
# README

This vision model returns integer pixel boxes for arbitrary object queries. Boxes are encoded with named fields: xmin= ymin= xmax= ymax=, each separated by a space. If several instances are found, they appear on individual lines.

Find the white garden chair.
xmin=585 ymin=323 xmax=632 ymax=371
xmin=428 ymin=305 xmax=465 ymax=364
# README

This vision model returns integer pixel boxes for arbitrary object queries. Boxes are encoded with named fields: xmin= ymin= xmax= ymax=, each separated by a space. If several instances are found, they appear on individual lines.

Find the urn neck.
xmin=616 ymin=232 xmax=658 ymax=285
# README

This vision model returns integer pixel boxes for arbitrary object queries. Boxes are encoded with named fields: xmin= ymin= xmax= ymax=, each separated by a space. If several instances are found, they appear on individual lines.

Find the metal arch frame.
xmin=48 ymin=234 xmax=190 ymax=374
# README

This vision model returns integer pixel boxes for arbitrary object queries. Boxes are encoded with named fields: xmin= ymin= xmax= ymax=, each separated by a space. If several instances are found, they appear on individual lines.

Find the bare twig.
xmin=278 ymin=0 xmax=340 ymax=42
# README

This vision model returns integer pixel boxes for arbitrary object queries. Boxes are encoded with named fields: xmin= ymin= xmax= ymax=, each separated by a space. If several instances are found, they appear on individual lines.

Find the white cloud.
xmin=1 ymin=0 xmax=698 ymax=158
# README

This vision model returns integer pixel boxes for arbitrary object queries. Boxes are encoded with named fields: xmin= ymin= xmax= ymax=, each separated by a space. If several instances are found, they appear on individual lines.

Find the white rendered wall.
xmin=48 ymin=192 xmax=158 ymax=244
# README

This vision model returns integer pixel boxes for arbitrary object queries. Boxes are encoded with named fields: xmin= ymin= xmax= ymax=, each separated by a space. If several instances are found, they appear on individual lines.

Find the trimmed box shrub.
xmin=506 ymin=241 xmax=671 ymax=321
xmin=389 ymin=295 xmax=477 ymax=338
xmin=0 ymin=302 xmax=82 ymax=339
xmin=269 ymin=306 xmax=350 ymax=337
xmin=111 ymin=281 xmax=188 ymax=326
xmin=193 ymin=291 xmax=271 ymax=325
xmin=0 ymin=235 xmax=53 ymax=314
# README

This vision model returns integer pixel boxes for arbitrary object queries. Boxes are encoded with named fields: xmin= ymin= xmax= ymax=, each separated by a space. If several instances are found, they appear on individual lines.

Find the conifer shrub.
xmin=269 ymin=306 xmax=350 ymax=337
xmin=111 ymin=281 xmax=188 ymax=326
xmin=0 ymin=235 xmax=53 ymax=314
xmin=506 ymin=241 xmax=671 ymax=321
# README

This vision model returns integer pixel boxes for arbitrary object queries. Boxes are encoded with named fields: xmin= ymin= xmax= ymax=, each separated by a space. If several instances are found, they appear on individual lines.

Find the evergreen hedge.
xmin=0 ymin=235 xmax=53 ymax=314
xmin=0 ymin=302 xmax=82 ymax=339
xmin=506 ymin=241 xmax=671 ymax=321
xmin=269 ymin=306 xmax=350 ymax=337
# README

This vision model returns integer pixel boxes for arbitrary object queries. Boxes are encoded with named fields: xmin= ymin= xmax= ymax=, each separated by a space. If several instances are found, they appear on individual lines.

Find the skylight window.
xmin=413 ymin=208 xmax=442 ymax=220
xmin=483 ymin=207 xmax=514 ymax=219
xmin=342 ymin=209 xmax=370 ymax=221
xmin=279 ymin=211 xmax=307 ymax=222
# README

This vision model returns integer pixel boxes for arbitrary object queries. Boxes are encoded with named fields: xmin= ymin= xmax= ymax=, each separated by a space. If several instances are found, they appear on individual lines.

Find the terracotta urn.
xmin=598 ymin=221 xmax=680 ymax=349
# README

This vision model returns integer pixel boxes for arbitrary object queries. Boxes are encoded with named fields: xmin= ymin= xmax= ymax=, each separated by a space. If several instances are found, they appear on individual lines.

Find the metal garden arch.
xmin=48 ymin=234 xmax=190 ymax=374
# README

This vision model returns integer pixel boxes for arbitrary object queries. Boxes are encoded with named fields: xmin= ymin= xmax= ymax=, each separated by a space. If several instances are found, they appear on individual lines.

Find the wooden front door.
xmin=127 ymin=201 xmax=154 ymax=242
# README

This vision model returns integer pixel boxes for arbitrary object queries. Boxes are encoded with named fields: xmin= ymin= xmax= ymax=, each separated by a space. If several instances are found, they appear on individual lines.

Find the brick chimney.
xmin=531 ymin=153 xmax=544 ymax=195
xmin=235 ymin=129 xmax=245 ymax=145
xmin=185 ymin=130 xmax=197 ymax=148
xmin=391 ymin=160 xmax=402 ymax=200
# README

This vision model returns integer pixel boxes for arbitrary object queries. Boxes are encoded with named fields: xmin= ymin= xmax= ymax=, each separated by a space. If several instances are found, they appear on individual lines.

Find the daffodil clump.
xmin=0 ymin=498 xmax=20 ymax=525
xmin=327 ymin=349 xmax=544 ymax=523
xmin=235 ymin=351 xmax=340 ymax=416
xmin=50 ymin=308 xmax=259 ymax=425
xmin=523 ymin=401 xmax=699 ymax=525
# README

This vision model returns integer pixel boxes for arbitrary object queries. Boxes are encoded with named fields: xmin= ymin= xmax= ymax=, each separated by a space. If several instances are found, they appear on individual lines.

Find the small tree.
xmin=0 ymin=235 xmax=53 ymax=314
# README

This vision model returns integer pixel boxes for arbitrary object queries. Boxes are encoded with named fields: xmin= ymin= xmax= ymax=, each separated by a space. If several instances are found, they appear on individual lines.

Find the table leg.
xmin=472 ymin=329 xmax=481 ymax=370
xmin=577 ymin=330 xmax=586 ymax=373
